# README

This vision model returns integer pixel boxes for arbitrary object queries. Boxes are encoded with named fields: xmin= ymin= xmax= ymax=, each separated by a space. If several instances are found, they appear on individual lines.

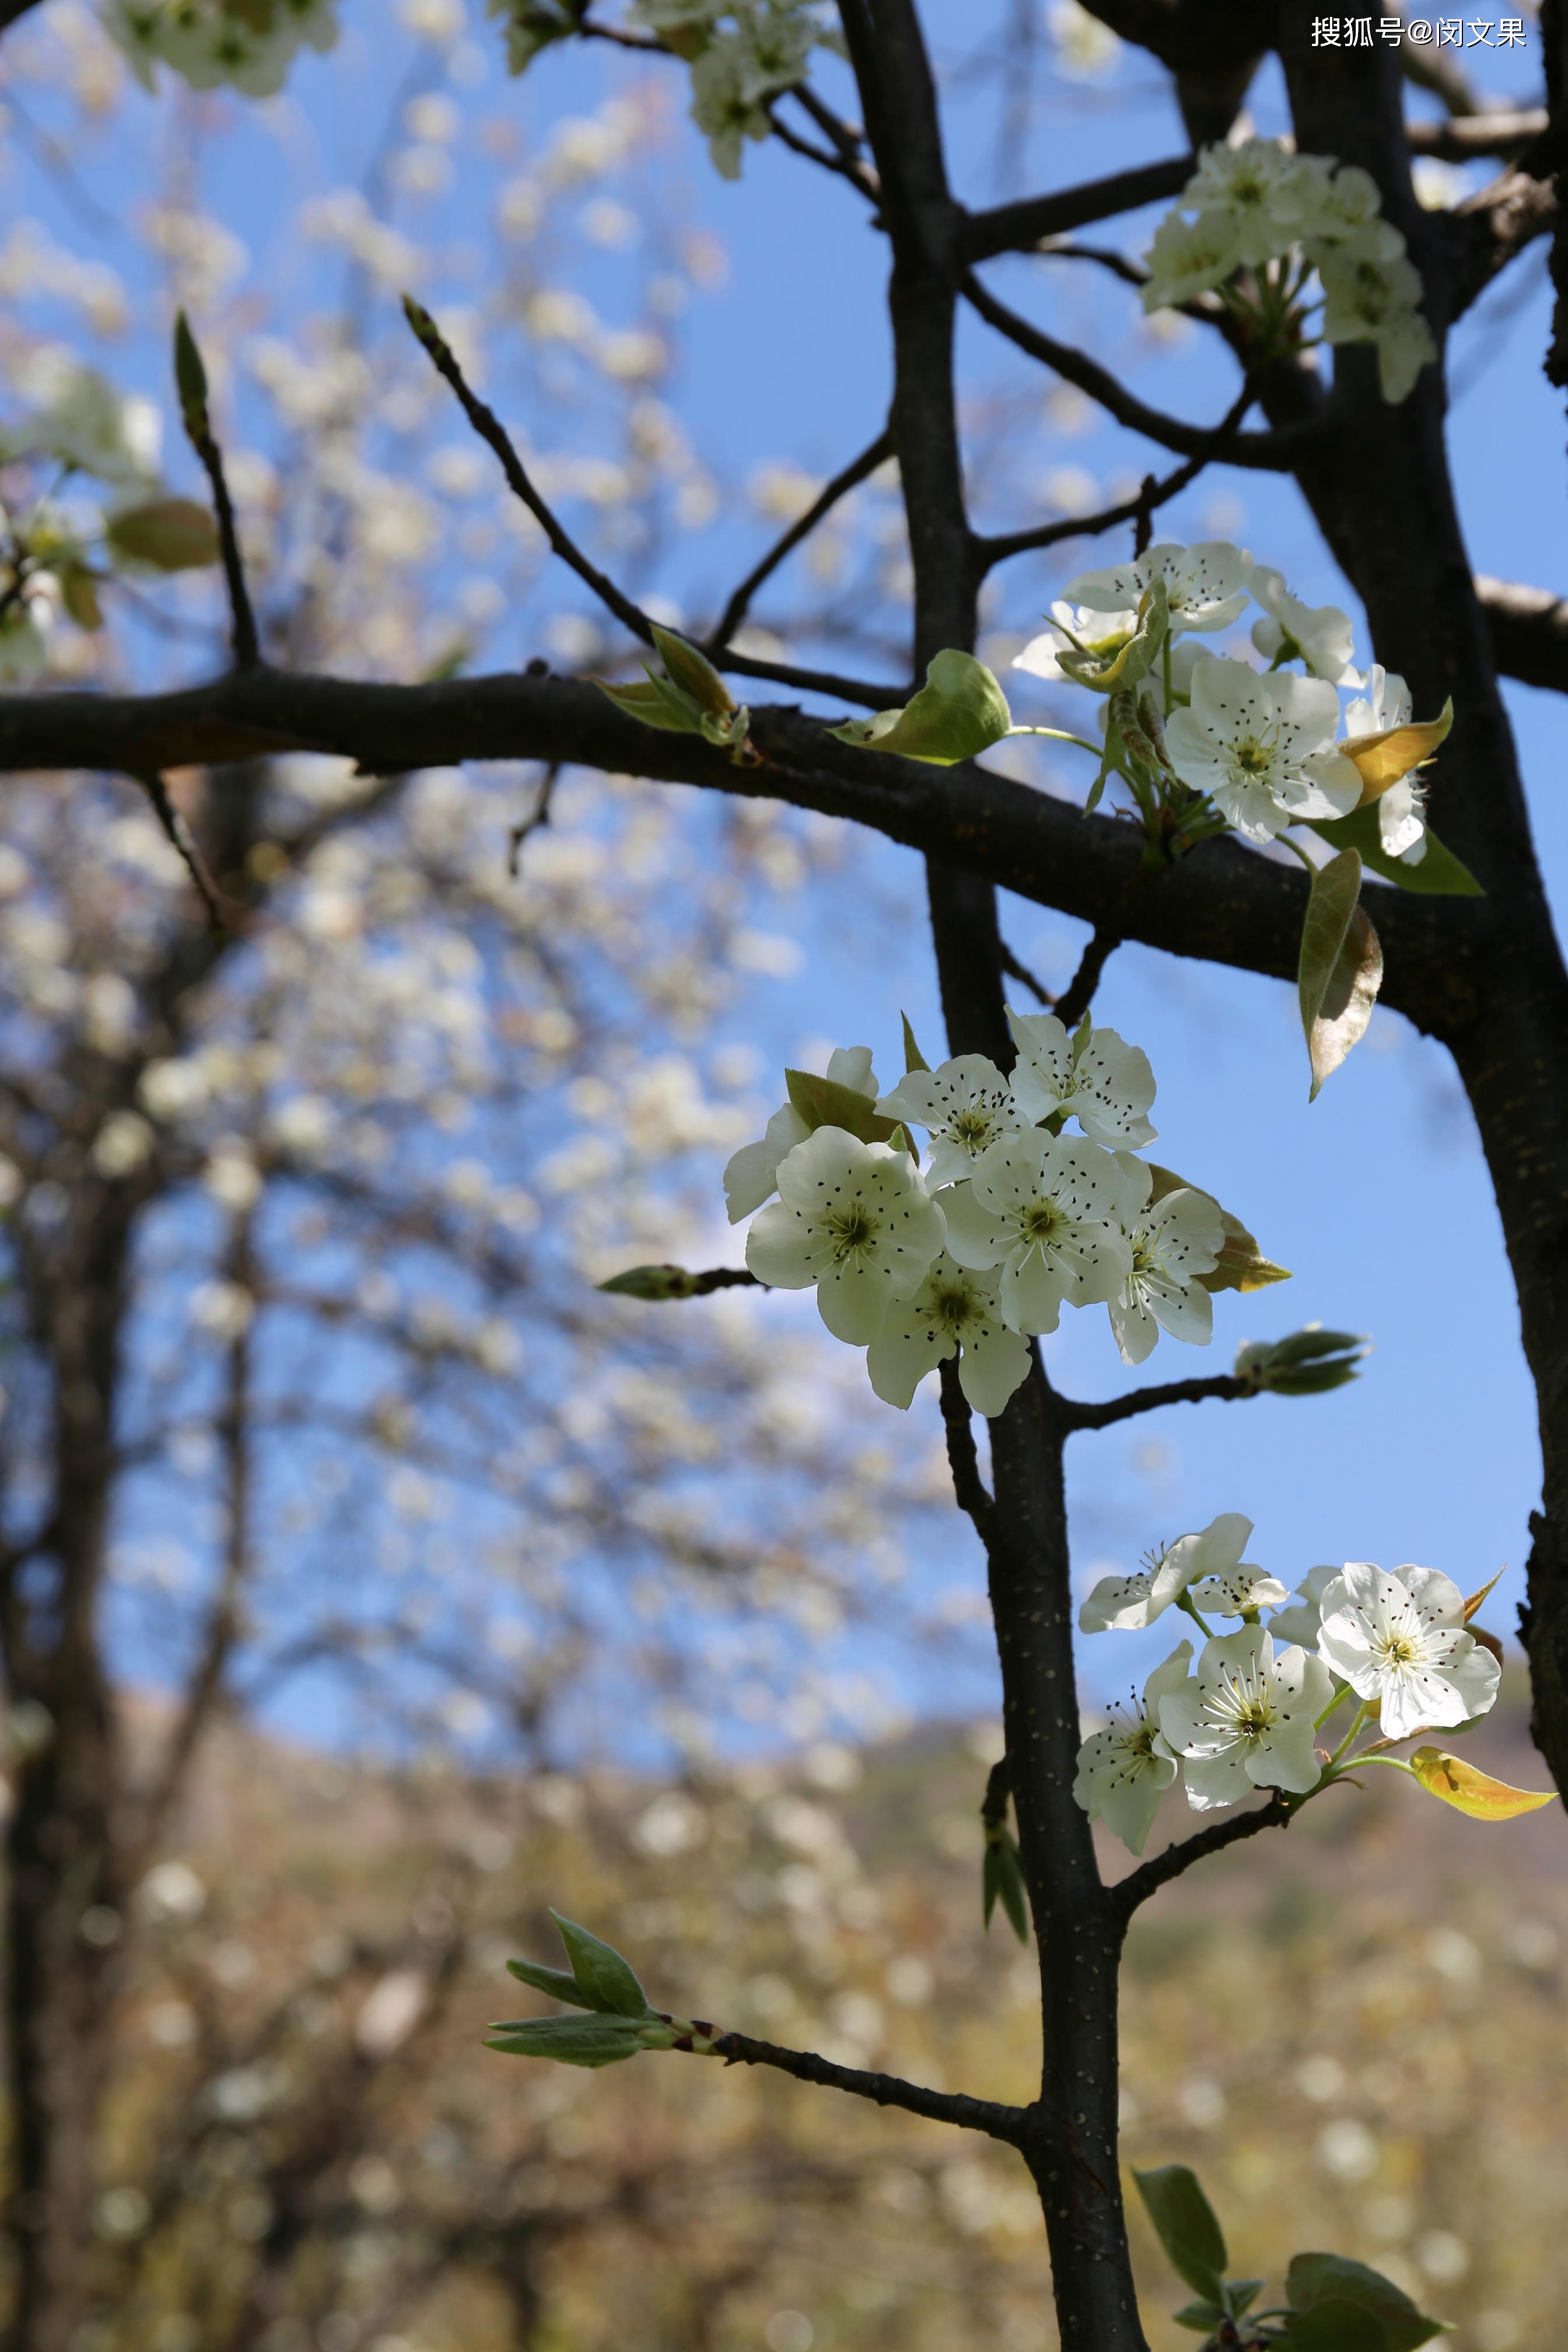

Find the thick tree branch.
xmin=1477 ymin=574 xmax=1568 ymax=690
xmin=699 ymin=2029 xmax=1025 ymax=2144
xmin=1408 ymin=108 xmax=1548 ymax=160
xmin=706 ymin=424 xmax=893 ymax=650
xmin=1445 ymin=169 xmax=1556 ymax=322
xmin=1108 ymin=1796 xmax=1289 ymax=1920
xmin=1063 ymin=1372 xmax=1254 ymax=1432
xmin=963 ymin=154 xmax=1193 ymax=263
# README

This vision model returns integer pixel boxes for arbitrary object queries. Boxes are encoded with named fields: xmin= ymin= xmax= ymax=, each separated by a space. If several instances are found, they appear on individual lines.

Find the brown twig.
xmin=706 ymin=425 xmax=894 ymax=652
xmin=700 ymin=2028 xmax=1025 ymax=2145
xmin=508 ymin=762 xmax=559 ymax=876
xmin=1108 ymin=1796 xmax=1289 ymax=1920
xmin=1053 ymin=927 xmax=1121 ymax=1028
xmin=132 ymin=771 xmax=227 ymax=930
xmin=1063 ymin=1372 xmax=1255 ymax=1432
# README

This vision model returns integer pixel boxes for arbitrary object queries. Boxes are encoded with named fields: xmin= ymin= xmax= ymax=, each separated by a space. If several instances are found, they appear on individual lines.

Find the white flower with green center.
xmin=1164 ymin=656 xmax=1362 ymax=844
xmin=1283 ymin=160 xmax=1405 ymax=261
xmin=745 ymin=1124 xmax=945 ymax=1344
xmin=877 ymin=1054 xmax=1023 ymax=1186
xmin=688 ymin=37 xmax=773 ymax=178
xmin=1315 ymin=246 xmax=1436 ymax=404
xmin=1140 ymin=208 xmax=1252 ymax=310
xmin=1073 ymin=1644 xmax=1192 ymax=1855
xmin=1062 ymin=541 xmax=1252 ymax=638
xmin=1108 ymin=1156 xmax=1222 ymax=1364
xmin=1248 ymin=565 xmax=1360 ymax=687
xmin=1315 ymin=1562 xmax=1500 ymax=1742
xmin=1158 ymin=1626 xmax=1331 ymax=1809
xmin=942 ymin=1130 xmax=1130 ymax=1336
xmin=723 ymin=1046 xmax=878 ymax=1222
xmin=1006 ymin=1009 xmax=1156 ymax=1149
xmin=1345 ymin=665 xmax=1428 ymax=864
xmin=1181 ymin=136 xmax=1313 ymax=268
xmin=865 ymin=1254 xmax=1032 ymax=1417
xmin=1013 ymin=599 xmax=1139 ymax=683
xmin=734 ymin=0 xmax=815 ymax=102
xmin=1170 ymin=1511 xmax=1290 ymax=1618
xmin=1079 ymin=1510 xmax=1267 ymax=1633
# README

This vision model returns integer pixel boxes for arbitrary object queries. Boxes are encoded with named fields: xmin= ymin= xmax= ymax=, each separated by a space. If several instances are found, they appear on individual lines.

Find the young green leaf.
xmin=1170 ymin=2301 xmax=1226 ymax=2334
xmin=1234 ymin=1327 xmax=1369 ymax=1396
xmin=105 ymin=498 xmax=220 ymax=573
xmin=1145 ymin=1165 xmax=1291 ymax=1294
xmin=1408 ymin=1748 xmax=1556 ymax=1822
xmin=550 ymin=1914 xmax=650 ymax=2017
xmin=1282 ymin=2297 xmax=1391 ymax=2350
xmin=1285 ymin=2252 xmax=1451 ymax=2351
xmin=783 ymin=1069 xmax=904 ymax=1146
xmin=505 ymin=1956 xmax=597 ymax=2008
xmin=901 ymin=1013 xmax=930 ymax=1074
xmin=981 ymin=1834 xmax=1028 ymax=1943
xmin=650 ymin=624 xmax=736 ymax=718
xmin=1298 ymin=849 xmax=1382 ymax=1100
xmin=594 ymin=675 xmax=708 ymax=735
xmin=1309 ymin=804 xmax=1481 ymax=897
xmin=1132 ymin=2165 xmax=1228 ymax=2305
xmin=485 ymin=2014 xmax=646 ymax=2068
xmin=172 ymin=309 xmax=209 ymax=437
xmin=827 ymin=649 xmax=1013 ymax=765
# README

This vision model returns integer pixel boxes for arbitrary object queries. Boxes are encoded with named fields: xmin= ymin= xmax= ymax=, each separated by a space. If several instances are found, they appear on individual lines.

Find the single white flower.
xmin=1140 ymin=208 xmax=1250 ymax=310
xmin=942 ymin=1130 xmax=1130 ymax=1336
xmin=1006 ymin=1008 xmax=1156 ymax=1149
xmin=1248 ymin=565 xmax=1360 ymax=687
xmin=1314 ymin=246 xmax=1436 ymax=404
xmin=1013 ymin=599 xmax=1139 ymax=683
xmin=1062 ymin=541 xmax=1252 ymax=638
xmin=745 ymin=1125 xmax=945 ymax=1344
xmin=689 ymin=37 xmax=772 ymax=178
xmin=723 ymin=1046 xmax=878 ymax=1222
xmin=1268 ymin=1563 xmax=1340 ymax=1650
xmin=1158 ymin=1626 xmax=1331 ymax=1808
xmin=1279 ymin=159 xmax=1405 ymax=260
xmin=1079 ymin=1541 xmax=1190 ymax=1634
xmin=1164 ymin=1510 xmax=1290 ymax=1617
xmin=1108 ymin=1155 xmax=1222 ymax=1364
xmin=1073 ymin=1643 xmax=1192 ymax=1855
xmin=1315 ymin=1562 xmax=1500 ymax=1742
xmin=865 ymin=1254 xmax=1032 ymax=1417
xmin=1164 ymin=657 xmax=1362 ymax=844
xmin=733 ymin=0 xmax=814 ymax=102
xmin=1345 ymin=665 xmax=1427 ymax=863
xmin=1181 ymin=136 xmax=1313 ymax=268
xmin=877 ymin=1054 xmax=1023 ymax=1185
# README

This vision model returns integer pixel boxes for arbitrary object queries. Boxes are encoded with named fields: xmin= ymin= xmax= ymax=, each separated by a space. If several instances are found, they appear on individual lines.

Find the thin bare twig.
xmin=1000 ymin=942 xmax=1052 ymax=1005
xmin=980 ymin=392 xmax=1250 ymax=565
xmin=706 ymin=425 xmax=893 ymax=650
xmin=766 ymin=104 xmax=877 ymax=197
xmin=1054 ymin=928 xmax=1121 ymax=1028
xmin=698 ymin=2027 xmax=1025 ymax=2144
xmin=508 ymin=762 xmax=559 ymax=876
xmin=1063 ymin=1371 xmax=1255 ymax=1432
xmin=132 ymin=772 xmax=227 ymax=929
xmin=187 ymin=419 xmax=259 ymax=668
xmin=963 ymin=153 xmax=1195 ymax=264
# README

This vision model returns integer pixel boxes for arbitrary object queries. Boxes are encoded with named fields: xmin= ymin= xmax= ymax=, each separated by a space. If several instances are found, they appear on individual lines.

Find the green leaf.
xmin=550 ymin=1913 xmax=650 ymax=2017
xmin=1298 ymin=849 xmax=1382 ymax=1101
xmin=1132 ymin=2166 xmax=1227 ymax=2305
xmin=485 ymin=2014 xmax=645 ymax=2068
xmin=594 ymin=675 xmax=707 ymax=735
xmin=981 ymin=1835 xmax=1028 ymax=1943
xmin=783 ymin=1068 xmax=904 ymax=1146
xmin=1408 ymin=1747 xmax=1556 ymax=1822
xmin=1234 ymin=1326 xmax=1369 ymax=1396
xmin=1282 ymin=2297 xmax=1390 ymax=2351
xmin=1146 ymin=1165 xmax=1291 ymax=1295
xmin=901 ymin=1013 xmax=930 ymax=1074
xmin=1057 ymin=574 xmax=1169 ymax=695
xmin=1224 ymin=2278 xmax=1265 ymax=2318
xmin=1286 ymin=2253 xmax=1451 ymax=2351
xmin=504 ymin=1957 xmax=597 ymax=2009
xmin=828 ymin=649 xmax=1013 ymax=765
xmin=1170 ymin=2301 xmax=1226 ymax=2333
xmin=1310 ymin=803 xmax=1481 ymax=897
xmin=105 ymin=498 xmax=220 ymax=572
xmin=173 ymin=309 xmax=209 ymax=436
xmin=651 ymin=624 xmax=735 ymax=717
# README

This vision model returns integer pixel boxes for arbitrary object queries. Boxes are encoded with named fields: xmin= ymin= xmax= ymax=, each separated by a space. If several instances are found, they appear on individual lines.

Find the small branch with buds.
xmin=173 ymin=311 xmax=258 ymax=669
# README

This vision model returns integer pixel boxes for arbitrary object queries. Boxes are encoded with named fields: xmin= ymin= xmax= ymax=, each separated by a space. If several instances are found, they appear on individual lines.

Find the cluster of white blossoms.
xmin=724 ymin=1014 xmax=1231 ymax=1418
xmin=1074 ymin=1514 xmax=1502 ymax=1853
xmin=103 ymin=0 xmax=340 ymax=94
xmin=489 ymin=0 xmax=841 ymax=178
xmin=1142 ymin=135 xmax=1436 ymax=404
xmin=1015 ymin=539 xmax=1435 ymax=862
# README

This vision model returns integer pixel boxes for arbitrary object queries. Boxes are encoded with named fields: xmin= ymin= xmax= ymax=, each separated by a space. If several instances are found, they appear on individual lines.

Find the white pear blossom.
xmin=1079 ymin=1542 xmax=1191 ymax=1634
xmin=1073 ymin=1644 xmax=1191 ymax=1855
xmin=744 ymin=1125 xmax=945 ymax=1344
xmin=1168 ymin=1511 xmax=1289 ymax=1617
xmin=1180 ymin=137 xmax=1314 ymax=265
xmin=877 ymin=1054 xmax=1023 ymax=1186
xmin=688 ymin=40 xmax=772 ymax=178
xmin=1006 ymin=1009 xmax=1156 ymax=1149
xmin=0 ymin=359 xmax=160 ymax=486
xmin=1281 ymin=159 xmax=1406 ymax=261
xmin=865 ymin=1255 xmax=1032 ymax=1417
xmin=1158 ymin=1626 xmax=1331 ymax=1808
xmin=1141 ymin=208 xmax=1253 ymax=311
xmin=1248 ymin=566 xmax=1360 ymax=687
xmin=1164 ymin=657 xmax=1362 ymax=844
xmin=942 ymin=1130 xmax=1130 ymax=1337
xmin=1315 ymin=246 xmax=1436 ymax=404
xmin=1315 ymin=1563 xmax=1500 ymax=1742
xmin=106 ymin=0 xmax=341 ymax=96
xmin=1268 ymin=1564 xmax=1339 ymax=1650
xmin=1062 ymin=542 xmax=1252 ymax=638
xmin=723 ymin=1046 xmax=878 ymax=1222
xmin=1108 ymin=1156 xmax=1222 ymax=1364
xmin=1345 ymin=665 xmax=1428 ymax=864
xmin=1013 ymin=600 xmax=1139 ymax=683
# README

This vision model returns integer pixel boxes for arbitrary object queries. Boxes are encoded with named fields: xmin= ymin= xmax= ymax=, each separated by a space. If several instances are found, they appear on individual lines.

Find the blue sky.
xmin=6 ymin=1 xmax=1562 ymax=1720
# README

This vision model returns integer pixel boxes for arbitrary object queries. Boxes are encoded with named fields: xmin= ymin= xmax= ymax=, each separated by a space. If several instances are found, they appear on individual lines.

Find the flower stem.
xmin=1007 ymin=726 xmax=1104 ymax=758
